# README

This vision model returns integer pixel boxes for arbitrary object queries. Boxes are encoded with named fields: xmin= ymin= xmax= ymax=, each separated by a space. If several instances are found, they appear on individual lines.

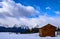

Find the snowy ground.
xmin=0 ymin=32 xmax=60 ymax=39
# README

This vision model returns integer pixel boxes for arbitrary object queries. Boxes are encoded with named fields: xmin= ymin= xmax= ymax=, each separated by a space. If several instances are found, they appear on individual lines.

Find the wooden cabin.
xmin=39 ymin=24 xmax=56 ymax=37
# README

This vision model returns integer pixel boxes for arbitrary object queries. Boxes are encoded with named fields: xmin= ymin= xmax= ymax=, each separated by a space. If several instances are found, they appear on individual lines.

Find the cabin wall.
xmin=39 ymin=28 xmax=56 ymax=37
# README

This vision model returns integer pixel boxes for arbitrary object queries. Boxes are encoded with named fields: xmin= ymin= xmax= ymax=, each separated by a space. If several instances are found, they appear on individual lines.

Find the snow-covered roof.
xmin=39 ymin=23 xmax=58 ymax=28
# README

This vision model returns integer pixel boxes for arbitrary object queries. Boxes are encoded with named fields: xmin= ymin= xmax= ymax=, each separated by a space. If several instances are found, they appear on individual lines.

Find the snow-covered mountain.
xmin=0 ymin=23 xmax=40 ymax=29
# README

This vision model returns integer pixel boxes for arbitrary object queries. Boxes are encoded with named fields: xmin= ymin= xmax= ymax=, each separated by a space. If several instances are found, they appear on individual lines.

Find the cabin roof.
xmin=40 ymin=24 xmax=57 ymax=29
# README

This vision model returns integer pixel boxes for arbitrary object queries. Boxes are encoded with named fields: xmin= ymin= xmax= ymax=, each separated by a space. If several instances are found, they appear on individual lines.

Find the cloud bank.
xmin=0 ymin=0 xmax=39 ymax=18
xmin=0 ymin=0 xmax=60 ymax=28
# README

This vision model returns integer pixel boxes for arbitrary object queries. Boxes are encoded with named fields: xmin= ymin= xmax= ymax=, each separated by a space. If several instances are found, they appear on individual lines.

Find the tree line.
xmin=0 ymin=25 xmax=39 ymax=34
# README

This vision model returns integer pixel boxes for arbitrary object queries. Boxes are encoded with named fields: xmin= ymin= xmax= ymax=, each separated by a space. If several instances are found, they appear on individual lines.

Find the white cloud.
xmin=55 ymin=11 xmax=60 ymax=15
xmin=46 ymin=6 xmax=51 ymax=10
xmin=0 ymin=0 xmax=39 ymax=18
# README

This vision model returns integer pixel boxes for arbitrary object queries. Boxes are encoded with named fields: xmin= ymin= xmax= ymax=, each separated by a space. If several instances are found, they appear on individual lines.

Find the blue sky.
xmin=14 ymin=0 xmax=60 ymax=16
xmin=0 ymin=0 xmax=60 ymax=28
